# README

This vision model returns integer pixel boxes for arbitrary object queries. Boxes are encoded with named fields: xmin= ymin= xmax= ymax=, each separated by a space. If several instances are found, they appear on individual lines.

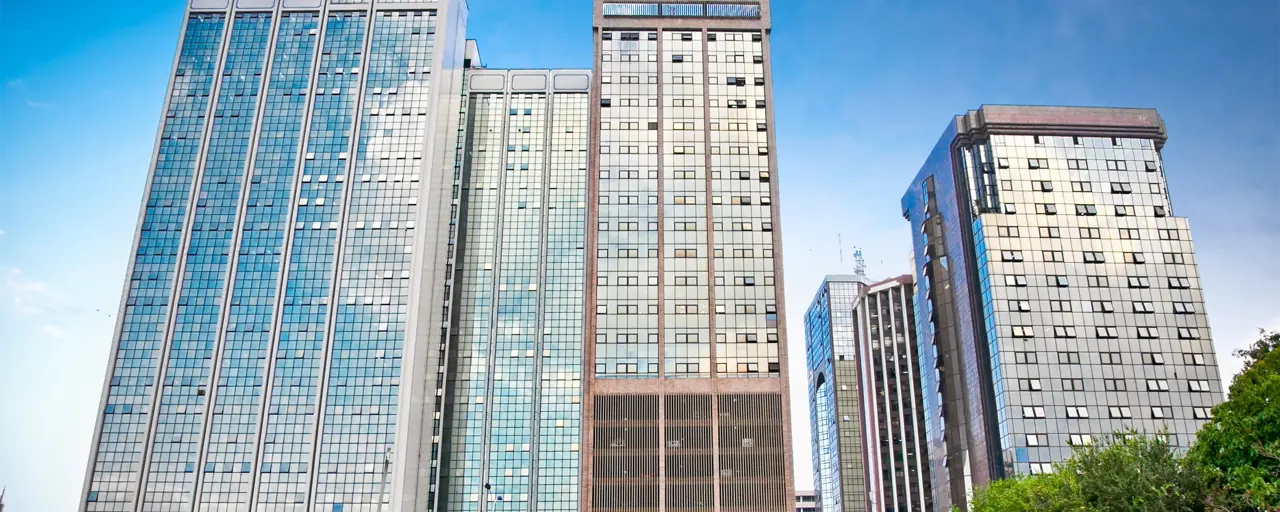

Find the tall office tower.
xmin=804 ymin=275 xmax=931 ymax=512
xmin=902 ymin=105 xmax=1225 ymax=510
xmin=80 ymin=1 xmax=469 ymax=511
xmin=804 ymin=276 xmax=867 ymax=512
xmin=585 ymin=2 xmax=795 ymax=511
xmin=850 ymin=276 xmax=931 ymax=512
xmin=437 ymin=60 xmax=592 ymax=512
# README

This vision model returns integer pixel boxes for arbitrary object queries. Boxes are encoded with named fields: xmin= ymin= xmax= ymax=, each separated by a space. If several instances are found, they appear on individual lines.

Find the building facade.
xmin=584 ymin=1 xmax=796 ymax=511
xmin=80 ymin=0 xmax=470 ymax=510
xmin=805 ymin=275 xmax=931 ymax=512
xmin=850 ymin=276 xmax=930 ymax=512
xmin=438 ymin=61 xmax=592 ymax=512
xmin=804 ymin=276 xmax=867 ymax=512
xmin=901 ymin=105 xmax=1226 ymax=510
xmin=793 ymin=491 xmax=815 ymax=512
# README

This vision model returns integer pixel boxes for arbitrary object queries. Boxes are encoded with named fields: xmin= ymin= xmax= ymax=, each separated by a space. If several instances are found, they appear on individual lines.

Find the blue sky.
xmin=0 ymin=0 xmax=1276 ymax=506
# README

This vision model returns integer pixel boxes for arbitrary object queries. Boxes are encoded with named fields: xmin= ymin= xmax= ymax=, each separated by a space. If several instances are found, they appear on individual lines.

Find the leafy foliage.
xmin=1189 ymin=330 xmax=1280 ymax=511
xmin=970 ymin=433 xmax=1208 ymax=511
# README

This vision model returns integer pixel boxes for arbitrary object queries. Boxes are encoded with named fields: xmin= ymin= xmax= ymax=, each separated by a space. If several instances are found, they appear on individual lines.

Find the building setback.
xmin=805 ymin=275 xmax=931 ymax=512
xmin=438 ymin=54 xmax=592 ymax=511
xmin=901 ymin=105 xmax=1225 ymax=511
xmin=584 ymin=1 xmax=796 ymax=511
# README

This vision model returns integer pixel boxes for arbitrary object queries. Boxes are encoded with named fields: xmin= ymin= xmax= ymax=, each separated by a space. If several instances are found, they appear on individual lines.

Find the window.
xmin=1151 ymin=407 xmax=1169 ymax=419
xmin=1125 ymin=252 xmax=1147 ymax=264
xmin=1071 ymin=181 xmax=1093 ymax=192
xmin=1037 ymin=181 xmax=1054 ymax=192
xmin=1154 ymin=205 xmax=1168 ymax=217
xmin=1066 ymin=406 xmax=1089 ymax=418
xmin=1058 ymin=352 xmax=1081 ymax=364
xmin=1037 ymin=203 xmax=1058 ymax=215
xmin=1109 ymin=406 xmax=1133 ymax=418
xmin=1100 ymin=352 xmax=1122 ymax=365
xmin=1030 ymin=463 xmax=1054 ymax=475
xmin=1189 ymin=380 xmax=1212 ymax=392
xmin=1001 ymin=251 xmax=1024 ymax=262
xmin=1178 ymin=328 xmax=1201 ymax=339
xmin=1049 ymin=275 xmax=1069 ymax=287
xmin=1134 ymin=303 xmax=1156 ymax=315
xmin=1008 ymin=300 xmax=1032 ymax=312
xmin=1027 ymin=158 xmax=1049 ymax=169
xmin=1011 ymin=326 xmax=1035 ymax=338
xmin=1145 ymin=160 xmax=1158 ymax=171
xmin=1026 ymin=434 xmax=1048 ymax=446
xmin=1164 ymin=253 xmax=1186 ymax=264
xmin=1128 ymin=276 xmax=1151 ymax=288
xmin=1115 ymin=205 xmax=1136 ymax=216
xmin=1062 ymin=378 xmax=1085 ymax=391
xmin=1104 ymin=378 xmax=1126 ymax=391
xmin=1119 ymin=228 xmax=1141 ymax=240
xmin=1097 ymin=326 xmax=1120 ymax=338
xmin=1067 ymin=159 xmax=1089 ymax=170
xmin=1184 ymin=353 xmax=1208 ymax=366
xmin=1111 ymin=182 xmax=1133 ymax=194
xmin=997 ymin=157 xmax=1010 ymax=168
xmin=1142 ymin=352 xmax=1166 ymax=365
xmin=1158 ymin=229 xmax=1181 ymax=240
xmin=1169 ymin=277 xmax=1192 ymax=289
xmin=1068 ymin=434 xmax=1094 ymax=446
xmin=1004 ymin=203 xmax=1018 ymax=214
xmin=1014 ymin=351 xmax=1038 ymax=364
xmin=1083 ymin=251 xmax=1105 ymax=263
xmin=1019 ymin=379 xmax=1043 ymax=391
xmin=1080 ymin=227 xmax=1101 ymax=239
xmin=1087 ymin=275 xmax=1110 ymax=287
xmin=1106 ymin=159 xmax=1127 ymax=171
xmin=1076 ymin=204 xmax=1098 ymax=216
xmin=997 ymin=226 xmax=1020 ymax=237
xmin=1023 ymin=406 xmax=1046 ymax=418
xmin=1005 ymin=275 xmax=1028 ymax=287
xmin=1053 ymin=325 xmax=1077 ymax=337
xmin=1146 ymin=379 xmax=1170 ymax=391
xmin=1090 ymin=300 xmax=1115 ymax=313
xmin=1043 ymin=251 xmax=1064 ymax=262
xmin=1039 ymin=227 xmax=1061 ymax=238
xmin=1050 ymin=300 xmax=1072 ymax=312
xmin=1193 ymin=407 xmax=1213 ymax=420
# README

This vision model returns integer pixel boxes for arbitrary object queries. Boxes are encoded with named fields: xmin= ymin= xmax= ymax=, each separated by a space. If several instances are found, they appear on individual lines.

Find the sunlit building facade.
xmin=584 ymin=1 xmax=797 ymax=511
xmin=902 ymin=105 xmax=1226 ymax=511
xmin=81 ymin=0 xmax=470 ymax=510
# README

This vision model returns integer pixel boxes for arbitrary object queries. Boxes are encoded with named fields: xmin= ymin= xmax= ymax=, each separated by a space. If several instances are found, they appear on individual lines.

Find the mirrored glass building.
xmin=901 ymin=105 xmax=1225 ymax=511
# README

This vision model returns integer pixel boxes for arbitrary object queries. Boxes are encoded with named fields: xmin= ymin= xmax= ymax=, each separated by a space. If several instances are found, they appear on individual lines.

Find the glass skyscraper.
xmin=585 ymin=2 xmax=796 ymax=511
xmin=79 ymin=0 xmax=473 ymax=510
xmin=804 ymin=275 xmax=931 ymax=512
xmin=437 ymin=56 xmax=592 ymax=512
xmin=901 ymin=105 xmax=1225 ymax=511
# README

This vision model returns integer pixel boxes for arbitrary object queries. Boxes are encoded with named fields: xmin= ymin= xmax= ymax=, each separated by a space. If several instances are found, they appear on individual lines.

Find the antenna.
xmin=838 ymin=233 xmax=844 ymax=267
xmin=853 ymin=248 xmax=867 ymax=280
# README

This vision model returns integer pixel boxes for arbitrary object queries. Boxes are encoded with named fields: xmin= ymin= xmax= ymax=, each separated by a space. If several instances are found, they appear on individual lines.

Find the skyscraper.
xmin=437 ymin=56 xmax=592 ymax=511
xmin=80 ymin=0 xmax=470 ymax=510
xmin=585 ymin=1 xmax=796 ymax=511
xmin=804 ymin=275 xmax=931 ymax=512
xmin=901 ymin=105 xmax=1225 ymax=510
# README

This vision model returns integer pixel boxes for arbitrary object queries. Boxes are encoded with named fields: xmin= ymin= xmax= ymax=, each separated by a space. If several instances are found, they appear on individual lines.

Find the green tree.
xmin=969 ymin=433 xmax=1209 ymax=512
xmin=1190 ymin=330 xmax=1280 ymax=511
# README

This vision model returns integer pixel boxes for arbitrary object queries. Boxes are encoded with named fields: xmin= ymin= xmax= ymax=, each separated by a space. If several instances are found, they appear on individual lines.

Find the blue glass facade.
xmin=83 ymin=2 xmax=470 ymax=511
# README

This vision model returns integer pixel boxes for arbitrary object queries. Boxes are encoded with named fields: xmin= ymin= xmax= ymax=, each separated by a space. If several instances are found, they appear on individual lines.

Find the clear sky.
xmin=0 ymin=0 xmax=1277 ymax=507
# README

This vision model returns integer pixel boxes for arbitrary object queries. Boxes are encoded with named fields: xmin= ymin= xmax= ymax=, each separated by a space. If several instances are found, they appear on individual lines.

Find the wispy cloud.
xmin=1 ymin=266 xmax=52 ymax=316
xmin=25 ymin=99 xmax=53 ymax=109
xmin=7 ymin=78 xmax=25 ymax=89
xmin=43 ymin=324 xmax=67 ymax=338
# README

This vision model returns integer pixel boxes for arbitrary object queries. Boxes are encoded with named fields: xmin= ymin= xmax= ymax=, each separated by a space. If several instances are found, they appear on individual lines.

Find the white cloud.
xmin=25 ymin=99 xmax=53 ymax=109
xmin=6 ymin=78 xmax=24 ymax=89
xmin=1 ymin=266 xmax=53 ymax=316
